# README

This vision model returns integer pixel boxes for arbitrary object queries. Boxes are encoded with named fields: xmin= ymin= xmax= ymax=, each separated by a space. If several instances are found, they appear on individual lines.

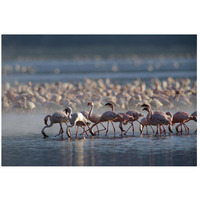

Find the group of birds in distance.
xmin=41 ymin=101 xmax=197 ymax=139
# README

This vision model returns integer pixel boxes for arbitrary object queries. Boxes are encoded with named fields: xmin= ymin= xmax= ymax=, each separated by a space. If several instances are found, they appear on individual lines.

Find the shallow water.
xmin=2 ymin=113 xmax=197 ymax=166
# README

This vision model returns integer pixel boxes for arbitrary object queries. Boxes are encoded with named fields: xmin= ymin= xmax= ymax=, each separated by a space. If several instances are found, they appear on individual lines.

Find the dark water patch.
xmin=2 ymin=131 xmax=197 ymax=166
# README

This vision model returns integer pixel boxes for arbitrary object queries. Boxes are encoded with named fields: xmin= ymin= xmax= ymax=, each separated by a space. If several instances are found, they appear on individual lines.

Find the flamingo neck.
xmin=88 ymin=104 xmax=94 ymax=118
xmin=23 ymin=97 xmax=26 ymax=108
xmin=147 ymin=108 xmax=153 ymax=121
xmin=67 ymin=108 xmax=72 ymax=120
xmin=110 ymin=104 xmax=114 ymax=111
xmin=167 ymin=112 xmax=173 ymax=121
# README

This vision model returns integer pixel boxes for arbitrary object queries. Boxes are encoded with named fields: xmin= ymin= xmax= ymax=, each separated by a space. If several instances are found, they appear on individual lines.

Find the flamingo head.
xmin=190 ymin=115 xmax=197 ymax=122
xmin=105 ymin=102 xmax=114 ymax=111
xmin=63 ymin=107 xmax=72 ymax=114
xmin=166 ymin=112 xmax=173 ymax=119
xmin=141 ymin=103 xmax=150 ymax=108
xmin=142 ymin=107 xmax=149 ymax=112
xmin=88 ymin=102 xmax=93 ymax=106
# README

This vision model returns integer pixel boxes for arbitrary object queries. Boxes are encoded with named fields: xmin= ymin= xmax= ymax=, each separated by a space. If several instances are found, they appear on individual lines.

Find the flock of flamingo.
xmin=41 ymin=101 xmax=197 ymax=138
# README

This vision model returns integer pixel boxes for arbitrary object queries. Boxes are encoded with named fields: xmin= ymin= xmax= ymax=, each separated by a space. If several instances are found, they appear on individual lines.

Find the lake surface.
xmin=2 ymin=56 xmax=197 ymax=86
xmin=2 ymin=113 xmax=197 ymax=166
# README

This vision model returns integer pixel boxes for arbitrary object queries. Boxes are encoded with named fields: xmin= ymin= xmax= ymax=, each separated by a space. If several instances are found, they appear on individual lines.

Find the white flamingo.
xmin=64 ymin=107 xmax=93 ymax=138
xmin=87 ymin=102 xmax=106 ymax=134
xmin=41 ymin=110 xmax=69 ymax=138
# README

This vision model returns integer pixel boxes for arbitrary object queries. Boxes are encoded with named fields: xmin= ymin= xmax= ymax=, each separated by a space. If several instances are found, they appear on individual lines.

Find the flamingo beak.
xmin=142 ymin=107 xmax=147 ymax=111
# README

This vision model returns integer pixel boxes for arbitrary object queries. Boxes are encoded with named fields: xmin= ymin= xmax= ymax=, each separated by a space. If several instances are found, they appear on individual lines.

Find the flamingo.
xmin=89 ymin=105 xmax=122 ymax=136
xmin=191 ymin=111 xmax=197 ymax=121
xmin=87 ymin=102 xmax=106 ymax=134
xmin=124 ymin=110 xmax=144 ymax=134
xmin=141 ymin=104 xmax=172 ymax=136
xmin=172 ymin=111 xmax=195 ymax=134
xmin=41 ymin=110 xmax=69 ymax=138
xmin=191 ymin=111 xmax=197 ymax=133
xmin=165 ymin=111 xmax=173 ymax=133
xmin=64 ymin=107 xmax=93 ymax=138
xmin=105 ymin=102 xmax=134 ymax=135
xmin=139 ymin=117 xmax=155 ymax=135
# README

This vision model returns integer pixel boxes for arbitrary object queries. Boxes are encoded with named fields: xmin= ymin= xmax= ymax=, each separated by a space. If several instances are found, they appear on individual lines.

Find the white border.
xmin=0 ymin=0 xmax=199 ymax=200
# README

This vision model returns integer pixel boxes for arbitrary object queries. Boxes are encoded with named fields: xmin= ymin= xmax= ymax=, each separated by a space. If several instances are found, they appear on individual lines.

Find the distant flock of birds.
xmin=2 ymin=77 xmax=197 ymax=114
xmin=41 ymin=101 xmax=197 ymax=138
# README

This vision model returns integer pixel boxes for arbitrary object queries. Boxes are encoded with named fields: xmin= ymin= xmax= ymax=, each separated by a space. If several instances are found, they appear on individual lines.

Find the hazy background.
xmin=2 ymin=35 xmax=197 ymax=59
xmin=2 ymin=35 xmax=197 ymax=86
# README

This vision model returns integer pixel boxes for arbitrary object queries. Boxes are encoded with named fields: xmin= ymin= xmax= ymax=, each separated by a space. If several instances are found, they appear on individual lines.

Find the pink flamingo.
xmin=139 ymin=117 xmax=155 ymax=134
xmin=89 ymin=105 xmax=122 ymax=136
xmin=105 ymin=102 xmax=134 ymax=135
xmin=124 ymin=110 xmax=144 ymax=134
xmin=41 ymin=110 xmax=69 ymax=138
xmin=87 ymin=102 xmax=106 ymax=134
xmin=141 ymin=104 xmax=172 ymax=136
xmin=191 ymin=111 xmax=197 ymax=133
xmin=172 ymin=111 xmax=195 ymax=134
xmin=191 ymin=111 xmax=197 ymax=122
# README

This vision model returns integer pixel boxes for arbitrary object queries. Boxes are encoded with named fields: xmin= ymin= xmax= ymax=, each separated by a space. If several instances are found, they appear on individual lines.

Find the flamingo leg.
xmin=66 ymin=126 xmax=72 ymax=138
xmin=159 ymin=125 xmax=162 ymax=135
xmin=186 ymin=124 xmax=189 ymax=134
xmin=59 ymin=123 xmax=64 ymax=134
xmin=41 ymin=126 xmax=47 ymax=134
xmin=132 ymin=122 xmax=134 ymax=134
xmin=87 ymin=123 xmax=96 ymax=136
xmin=98 ymin=123 xmax=106 ymax=133
xmin=175 ymin=124 xmax=180 ymax=133
xmin=78 ymin=121 xmax=89 ymax=137
xmin=162 ymin=125 xmax=166 ymax=135
xmin=76 ymin=126 xmax=79 ymax=138
xmin=124 ymin=123 xmax=132 ymax=135
xmin=168 ymin=124 xmax=173 ymax=133
xmin=55 ymin=123 xmax=64 ymax=138
xmin=105 ymin=121 xmax=109 ymax=136
xmin=84 ymin=123 xmax=90 ymax=136
xmin=181 ymin=124 xmax=183 ymax=134
xmin=183 ymin=123 xmax=189 ymax=134
xmin=155 ymin=126 xmax=159 ymax=136
xmin=150 ymin=125 xmax=154 ymax=133
xmin=96 ymin=125 xmax=100 ymax=135
xmin=119 ymin=122 xmax=125 ymax=135
xmin=41 ymin=123 xmax=53 ymax=137
xmin=111 ymin=121 xmax=116 ymax=136
xmin=82 ymin=125 xmax=89 ymax=137
xmin=146 ymin=125 xmax=148 ymax=134
xmin=136 ymin=120 xmax=143 ymax=125
xmin=81 ymin=127 xmax=87 ymax=138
